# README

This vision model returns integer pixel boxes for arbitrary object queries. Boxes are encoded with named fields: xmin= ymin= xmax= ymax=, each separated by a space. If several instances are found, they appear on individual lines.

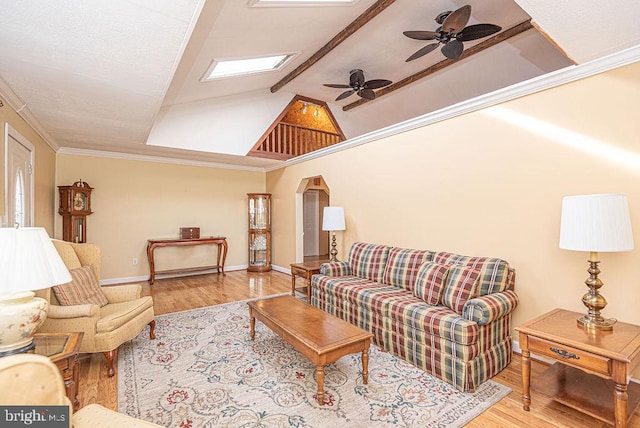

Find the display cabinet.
xmin=247 ymin=193 xmax=271 ymax=272
xmin=58 ymin=180 xmax=93 ymax=243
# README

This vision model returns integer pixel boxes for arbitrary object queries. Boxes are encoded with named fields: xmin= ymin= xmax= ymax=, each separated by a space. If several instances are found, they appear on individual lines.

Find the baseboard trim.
xmin=100 ymin=264 xmax=248 ymax=285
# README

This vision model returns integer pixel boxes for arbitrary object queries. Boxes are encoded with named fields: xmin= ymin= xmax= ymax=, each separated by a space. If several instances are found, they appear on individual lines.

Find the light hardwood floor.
xmin=77 ymin=271 xmax=640 ymax=427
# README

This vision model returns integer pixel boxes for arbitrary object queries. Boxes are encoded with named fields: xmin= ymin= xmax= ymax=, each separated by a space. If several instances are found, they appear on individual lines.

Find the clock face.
xmin=73 ymin=193 xmax=86 ymax=211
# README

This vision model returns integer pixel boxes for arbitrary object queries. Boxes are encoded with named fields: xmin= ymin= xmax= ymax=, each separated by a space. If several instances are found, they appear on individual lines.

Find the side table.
xmin=290 ymin=261 xmax=324 ymax=300
xmin=515 ymin=308 xmax=640 ymax=427
xmin=33 ymin=332 xmax=83 ymax=411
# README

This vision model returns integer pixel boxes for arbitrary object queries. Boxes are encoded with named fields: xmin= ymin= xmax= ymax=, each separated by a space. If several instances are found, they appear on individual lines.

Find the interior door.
xmin=6 ymin=129 xmax=33 ymax=227
xmin=303 ymin=190 xmax=319 ymax=256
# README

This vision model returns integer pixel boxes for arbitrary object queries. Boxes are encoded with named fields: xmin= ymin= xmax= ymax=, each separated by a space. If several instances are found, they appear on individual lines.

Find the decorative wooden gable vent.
xmin=248 ymin=95 xmax=346 ymax=160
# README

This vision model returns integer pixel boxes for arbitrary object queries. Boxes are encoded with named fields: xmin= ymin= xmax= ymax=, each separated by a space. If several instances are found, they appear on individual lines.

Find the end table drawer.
xmin=529 ymin=336 xmax=611 ymax=376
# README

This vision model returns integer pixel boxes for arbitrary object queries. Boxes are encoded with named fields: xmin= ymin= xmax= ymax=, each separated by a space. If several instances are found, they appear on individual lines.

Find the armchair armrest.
xmin=102 ymin=284 xmax=142 ymax=303
xmin=462 ymin=290 xmax=519 ymax=325
xmin=319 ymin=261 xmax=351 ymax=277
xmin=47 ymin=303 xmax=99 ymax=319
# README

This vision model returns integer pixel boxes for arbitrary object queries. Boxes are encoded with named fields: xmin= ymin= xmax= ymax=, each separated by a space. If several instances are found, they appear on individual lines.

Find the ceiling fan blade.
xmin=441 ymin=39 xmax=464 ymax=59
xmin=323 ymin=83 xmax=352 ymax=88
xmin=335 ymin=89 xmax=355 ymax=101
xmin=403 ymin=30 xmax=439 ymax=41
xmin=441 ymin=5 xmax=471 ymax=34
xmin=363 ymin=79 xmax=392 ymax=90
xmin=457 ymin=24 xmax=502 ymax=41
xmin=405 ymin=43 xmax=439 ymax=62
xmin=357 ymin=88 xmax=376 ymax=100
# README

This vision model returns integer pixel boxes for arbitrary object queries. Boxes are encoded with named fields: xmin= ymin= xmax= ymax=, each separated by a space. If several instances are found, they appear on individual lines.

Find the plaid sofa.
xmin=310 ymin=242 xmax=518 ymax=392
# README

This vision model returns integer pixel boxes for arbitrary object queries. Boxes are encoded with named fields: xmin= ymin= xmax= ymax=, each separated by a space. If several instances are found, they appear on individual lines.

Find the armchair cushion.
xmin=52 ymin=265 xmax=108 ymax=307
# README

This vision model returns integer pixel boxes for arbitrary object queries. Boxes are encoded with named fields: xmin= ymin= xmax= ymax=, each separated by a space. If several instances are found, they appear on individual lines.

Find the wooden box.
xmin=180 ymin=227 xmax=200 ymax=239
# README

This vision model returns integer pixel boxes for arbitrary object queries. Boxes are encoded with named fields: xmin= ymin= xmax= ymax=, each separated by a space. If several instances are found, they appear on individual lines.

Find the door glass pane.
xmin=14 ymin=170 xmax=24 ymax=227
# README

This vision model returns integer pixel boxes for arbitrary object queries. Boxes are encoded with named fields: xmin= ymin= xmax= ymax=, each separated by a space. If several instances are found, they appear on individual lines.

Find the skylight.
xmin=249 ymin=0 xmax=358 ymax=7
xmin=202 ymin=54 xmax=295 ymax=81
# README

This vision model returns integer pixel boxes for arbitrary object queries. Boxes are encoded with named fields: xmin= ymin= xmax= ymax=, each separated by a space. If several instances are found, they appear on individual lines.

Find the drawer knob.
xmin=550 ymin=347 xmax=580 ymax=359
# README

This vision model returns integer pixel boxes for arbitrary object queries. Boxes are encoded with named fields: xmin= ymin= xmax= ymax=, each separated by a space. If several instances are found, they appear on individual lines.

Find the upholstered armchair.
xmin=35 ymin=239 xmax=155 ymax=377
xmin=0 ymin=353 xmax=161 ymax=427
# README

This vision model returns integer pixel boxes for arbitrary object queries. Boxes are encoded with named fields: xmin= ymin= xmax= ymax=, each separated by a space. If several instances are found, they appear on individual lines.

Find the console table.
xmin=146 ymin=237 xmax=228 ymax=284
xmin=516 ymin=308 xmax=640 ymax=427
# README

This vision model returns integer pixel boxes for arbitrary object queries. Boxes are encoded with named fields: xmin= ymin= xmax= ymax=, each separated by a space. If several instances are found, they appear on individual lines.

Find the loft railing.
xmin=249 ymin=122 xmax=344 ymax=160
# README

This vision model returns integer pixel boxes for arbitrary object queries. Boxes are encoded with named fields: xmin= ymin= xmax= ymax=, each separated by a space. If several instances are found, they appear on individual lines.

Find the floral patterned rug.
xmin=118 ymin=296 xmax=511 ymax=427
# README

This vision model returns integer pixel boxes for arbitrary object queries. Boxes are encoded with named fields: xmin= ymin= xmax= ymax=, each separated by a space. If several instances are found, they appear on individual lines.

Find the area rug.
xmin=118 ymin=297 xmax=511 ymax=427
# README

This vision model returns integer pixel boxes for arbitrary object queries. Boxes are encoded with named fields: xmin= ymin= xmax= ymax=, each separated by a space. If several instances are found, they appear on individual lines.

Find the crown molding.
xmin=57 ymin=147 xmax=268 ymax=172
xmin=270 ymin=44 xmax=640 ymax=172
xmin=0 ymin=75 xmax=61 ymax=152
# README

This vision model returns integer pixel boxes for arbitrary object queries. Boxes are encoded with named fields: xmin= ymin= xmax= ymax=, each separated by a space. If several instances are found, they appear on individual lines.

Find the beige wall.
xmin=56 ymin=155 xmax=265 ymax=280
xmin=0 ymin=104 xmax=56 ymax=233
xmin=267 ymin=62 xmax=640 ymax=337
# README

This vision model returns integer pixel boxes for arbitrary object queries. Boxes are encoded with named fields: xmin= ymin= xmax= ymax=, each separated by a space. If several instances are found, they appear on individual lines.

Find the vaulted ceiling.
xmin=0 ymin=1 xmax=639 ymax=170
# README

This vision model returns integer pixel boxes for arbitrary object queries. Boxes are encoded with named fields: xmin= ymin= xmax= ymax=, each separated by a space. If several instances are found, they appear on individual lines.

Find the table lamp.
xmin=0 ymin=227 xmax=71 ymax=356
xmin=322 ymin=206 xmax=346 ymax=262
xmin=559 ymin=194 xmax=634 ymax=331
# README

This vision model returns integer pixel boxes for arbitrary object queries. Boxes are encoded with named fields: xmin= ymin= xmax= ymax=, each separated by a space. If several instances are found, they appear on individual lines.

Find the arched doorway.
xmin=295 ymin=176 xmax=330 ymax=262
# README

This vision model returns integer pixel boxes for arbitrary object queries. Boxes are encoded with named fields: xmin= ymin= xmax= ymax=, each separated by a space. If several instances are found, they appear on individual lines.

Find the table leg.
xmin=306 ymin=275 xmax=312 ymax=300
xmin=362 ymin=345 xmax=369 ymax=385
xmin=614 ymin=382 xmax=628 ymax=428
xmin=250 ymin=313 xmax=255 ymax=341
xmin=291 ymin=272 xmax=297 ymax=296
xmin=522 ymin=349 xmax=531 ymax=411
xmin=146 ymin=243 xmax=156 ymax=285
xmin=220 ymin=240 xmax=228 ymax=274
xmin=316 ymin=365 xmax=325 ymax=405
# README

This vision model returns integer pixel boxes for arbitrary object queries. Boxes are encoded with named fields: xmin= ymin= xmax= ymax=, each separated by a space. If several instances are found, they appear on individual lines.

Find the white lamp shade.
xmin=322 ymin=206 xmax=346 ymax=231
xmin=559 ymin=194 xmax=634 ymax=252
xmin=0 ymin=227 xmax=71 ymax=293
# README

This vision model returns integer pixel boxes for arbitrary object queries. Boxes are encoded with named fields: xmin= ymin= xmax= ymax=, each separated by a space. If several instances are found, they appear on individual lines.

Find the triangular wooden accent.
xmin=248 ymin=95 xmax=346 ymax=160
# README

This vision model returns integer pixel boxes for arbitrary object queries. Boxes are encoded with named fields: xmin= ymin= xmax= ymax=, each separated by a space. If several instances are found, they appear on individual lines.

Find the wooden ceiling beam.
xmin=343 ymin=20 xmax=534 ymax=111
xmin=270 ymin=0 xmax=398 ymax=93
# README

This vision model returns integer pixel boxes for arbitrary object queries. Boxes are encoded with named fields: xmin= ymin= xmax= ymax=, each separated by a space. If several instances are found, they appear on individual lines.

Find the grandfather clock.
xmin=58 ymin=180 xmax=93 ymax=243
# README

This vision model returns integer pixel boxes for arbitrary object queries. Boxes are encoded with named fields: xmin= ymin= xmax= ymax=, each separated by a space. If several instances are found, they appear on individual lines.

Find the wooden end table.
xmin=290 ymin=261 xmax=324 ymax=300
xmin=33 ymin=332 xmax=83 ymax=411
xmin=515 ymin=308 xmax=640 ymax=427
xmin=248 ymin=295 xmax=372 ymax=405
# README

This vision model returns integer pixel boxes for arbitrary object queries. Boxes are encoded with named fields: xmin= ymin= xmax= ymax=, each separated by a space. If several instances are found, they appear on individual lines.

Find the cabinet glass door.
xmin=247 ymin=193 xmax=271 ymax=272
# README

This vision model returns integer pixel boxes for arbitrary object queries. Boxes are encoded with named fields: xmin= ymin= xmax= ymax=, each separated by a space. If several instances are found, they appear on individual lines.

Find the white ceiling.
xmin=0 ymin=1 xmax=639 ymax=170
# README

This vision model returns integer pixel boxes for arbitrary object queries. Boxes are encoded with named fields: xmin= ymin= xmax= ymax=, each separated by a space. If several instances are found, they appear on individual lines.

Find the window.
xmin=202 ymin=54 xmax=296 ymax=81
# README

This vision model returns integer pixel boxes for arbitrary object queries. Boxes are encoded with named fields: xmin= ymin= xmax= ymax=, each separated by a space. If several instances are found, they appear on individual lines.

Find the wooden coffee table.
xmin=248 ymin=295 xmax=372 ymax=405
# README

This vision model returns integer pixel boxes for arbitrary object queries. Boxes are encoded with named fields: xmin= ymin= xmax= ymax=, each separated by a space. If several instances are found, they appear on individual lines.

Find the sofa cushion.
xmin=413 ymin=262 xmax=449 ymax=305
xmin=348 ymin=242 xmax=391 ymax=283
xmin=52 ymin=265 xmax=108 ymax=307
xmin=434 ymin=252 xmax=510 ymax=295
xmin=384 ymin=297 xmax=479 ymax=346
xmin=440 ymin=265 xmax=480 ymax=314
xmin=382 ymin=247 xmax=435 ymax=291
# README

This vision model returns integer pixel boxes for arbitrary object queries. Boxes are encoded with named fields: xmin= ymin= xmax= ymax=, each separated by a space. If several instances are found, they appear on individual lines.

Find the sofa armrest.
xmin=319 ymin=261 xmax=351 ymax=277
xmin=47 ymin=303 xmax=99 ymax=319
xmin=462 ymin=290 xmax=519 ymax=325
xmin=102 ymin=284 xmax=142 ymax=303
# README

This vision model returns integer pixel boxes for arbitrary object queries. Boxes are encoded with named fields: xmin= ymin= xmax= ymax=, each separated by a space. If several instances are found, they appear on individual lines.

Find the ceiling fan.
xmin=403 ymin=5 xmax=501 ymax=62
xmin=323 ymin=69 xmax=392 ymax=101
